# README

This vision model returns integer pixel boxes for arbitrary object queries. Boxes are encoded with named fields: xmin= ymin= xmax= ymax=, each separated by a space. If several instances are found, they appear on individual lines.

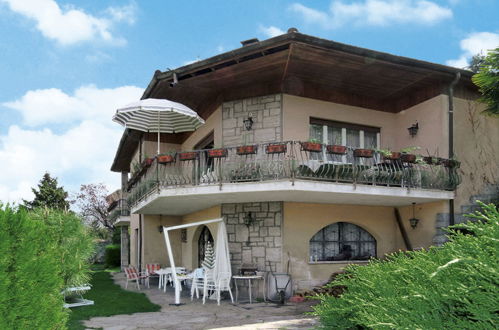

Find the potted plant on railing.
xmin=326 ymin=144 xmax=347 ymax=155
xmin=236 ymin=145 xmax=258 ymax=155
xmin=353 ymin=148 xmax=374 ymax=158
xmin=439 ymin=157 xmax=460 ymax=168
xmin=377 ymin=148 xmax=401 ymax=160
xmin=141 ymin=155 xmax=154 ymax=168
xmin=266 ymin=143 xmax=287 ymax=154
xmin=400 ymin=146 xmax=420 ymax=163
xmin=300 ymin=139 xmax=322 ymax=153
xmin=157 ymin=151 xmax=176 ymax=164
xmin=178 ymin=151 xmax=198 ymax=161
xmin=423 ymin=156 xmax=438 ymax=165
xmin=207 ymin=148 xmax=227 ymax=158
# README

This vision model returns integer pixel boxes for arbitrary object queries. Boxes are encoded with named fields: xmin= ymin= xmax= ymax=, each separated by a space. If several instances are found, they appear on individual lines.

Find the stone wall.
xmin=222 ymin=202 xmax=283 ymax=273
xmin=222 ymin=94 xmax=282 ymax=147
xmin=121 ymin=226 xmax=130 ymax=270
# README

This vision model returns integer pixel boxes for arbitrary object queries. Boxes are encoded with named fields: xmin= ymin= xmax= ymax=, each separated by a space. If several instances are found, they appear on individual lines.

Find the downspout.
xmin=394 ymin=208 xmax=412 ymax=251
xmin=448 ymin=72 xmax=460 ymax=226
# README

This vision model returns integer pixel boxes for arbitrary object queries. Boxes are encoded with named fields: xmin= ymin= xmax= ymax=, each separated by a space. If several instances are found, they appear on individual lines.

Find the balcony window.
xmin=310 ymin=119 xmax=380 ymax=162
xmin=309 ymin=222 xmax=376 ymax=262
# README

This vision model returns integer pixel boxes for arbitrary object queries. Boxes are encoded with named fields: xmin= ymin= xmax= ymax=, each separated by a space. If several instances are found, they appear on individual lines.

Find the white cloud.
xmin=4 ymin=85 xmax=142 ymax=126
xmin=1 ymin=0 xmax=136 ymax=45
xmin=446 ymin=32 xmax=499 ymax=69
xmin=0 ymin=85 xmax=143 ymax=204
xmin=258 ymin=25 xmax=286 ymax=38
xmin=290 ymin=0 xmax=452 ymax=29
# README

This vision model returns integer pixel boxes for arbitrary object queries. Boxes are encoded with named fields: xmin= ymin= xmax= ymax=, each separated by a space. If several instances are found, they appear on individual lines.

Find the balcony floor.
xmin=132 ymin=179 xmax=453 ymax=215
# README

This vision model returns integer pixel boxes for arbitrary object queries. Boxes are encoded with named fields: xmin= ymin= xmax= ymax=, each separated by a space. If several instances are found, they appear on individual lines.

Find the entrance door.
xmin=198 ymin=226 xmax=214 ymax=267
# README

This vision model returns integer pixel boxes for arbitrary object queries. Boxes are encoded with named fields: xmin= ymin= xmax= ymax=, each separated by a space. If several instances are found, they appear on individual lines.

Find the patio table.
xmin=232 ymin=275 xmax=265 ymax=304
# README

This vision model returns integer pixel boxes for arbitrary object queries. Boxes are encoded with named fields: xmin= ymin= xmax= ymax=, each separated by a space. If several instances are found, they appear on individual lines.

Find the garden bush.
xmin=313 ymin=201 xmax=499 ymax=329
xmin=105 ymin=244 xmax=121 ymax=267
xmin=0 ymin=206 xmax=68 ymax=329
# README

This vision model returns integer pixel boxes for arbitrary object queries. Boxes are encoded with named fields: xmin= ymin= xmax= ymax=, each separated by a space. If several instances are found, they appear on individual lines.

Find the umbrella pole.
xmin=157 ymin=110 xmax=160 ymax=155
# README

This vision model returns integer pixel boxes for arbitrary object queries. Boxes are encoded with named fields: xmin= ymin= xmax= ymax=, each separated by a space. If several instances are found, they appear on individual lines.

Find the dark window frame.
xmin=309 ymin=222 xmax=377 ymax=262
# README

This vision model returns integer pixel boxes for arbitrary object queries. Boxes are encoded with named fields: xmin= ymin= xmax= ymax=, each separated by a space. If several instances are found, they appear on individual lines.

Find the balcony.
xmin=108 ymin=199 xmax=131 ymax=226
xmin=126 ymin=142 xmax=459 ymax=215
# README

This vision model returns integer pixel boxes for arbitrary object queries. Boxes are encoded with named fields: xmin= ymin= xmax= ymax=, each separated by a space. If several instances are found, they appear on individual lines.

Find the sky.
xmin=0 ymin=0 xmax=498 ymax=204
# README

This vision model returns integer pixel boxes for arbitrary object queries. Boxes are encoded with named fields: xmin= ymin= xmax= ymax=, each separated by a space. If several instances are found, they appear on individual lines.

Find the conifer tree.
xmin=22 ymin=172 xmax=70 ymax=211
xmin=201 ymin=241 xmax=215 ymax=269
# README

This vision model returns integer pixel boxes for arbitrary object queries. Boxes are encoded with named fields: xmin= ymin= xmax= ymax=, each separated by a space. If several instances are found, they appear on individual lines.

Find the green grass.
xmin=68 ymin=270 xmax=161 ymax=330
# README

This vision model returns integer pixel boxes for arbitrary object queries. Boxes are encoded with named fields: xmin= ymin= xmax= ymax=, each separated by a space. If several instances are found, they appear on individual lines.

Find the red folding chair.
xmin=124 ymin=266 xmax=149 ymax=290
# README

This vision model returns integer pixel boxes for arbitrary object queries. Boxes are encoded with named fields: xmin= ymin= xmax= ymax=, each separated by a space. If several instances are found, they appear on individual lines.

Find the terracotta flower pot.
xmin=157 ymin=154 xmax=175 ymax=164
xmin=383 ymin=152 xmax=401 ymax=160
xmin=441 ymin=158 xmax=460 ymax=168
xmin=178 ymin=152 xmax=198 ymax=161
xmin=423 ymin=156 xmax=437 ymax=165
xmin=326 ymin=145 xmax=347 ymax=155
xmin=236 ymin=145 xmax=257 ymax=155
xmin=353 ymin=148 xmax=374 ymax=158
xmin=207 ymin=148 xmax=227 ymax=158
xmin=401 ymin=153 xmax=416 ymax=163
xmin=142 ymin=158 xmax=154 ymax=167
xmin=300 ymin=142 xmax=322 ymax=153
xmin=266 ymin=143 xmax=287 ymax=154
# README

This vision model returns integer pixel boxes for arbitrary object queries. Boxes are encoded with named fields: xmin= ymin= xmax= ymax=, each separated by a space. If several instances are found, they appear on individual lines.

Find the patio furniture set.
xmin=124 ymin=263 xmax=266 ymax=304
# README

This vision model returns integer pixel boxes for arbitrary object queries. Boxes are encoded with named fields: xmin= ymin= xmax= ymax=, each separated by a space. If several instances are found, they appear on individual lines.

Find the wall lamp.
xmin=169 ymin=72 xmax=178 ymax=87
xmin=243 ymin=212 xmax=256 ymax=246
xmin=409 ymin=202 xmax=420 ymax=229
xmin=158 ymin=226 xmax=164 ymax=233
xmin=243 ymin=113 xmax=254 ymax=131
xmin=408 ymin=122 xmax=419 ymax=138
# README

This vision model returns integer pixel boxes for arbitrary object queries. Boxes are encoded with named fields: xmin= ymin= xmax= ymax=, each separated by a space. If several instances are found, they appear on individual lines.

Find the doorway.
xmin=197 ymin=225 xmax=214 ymax=267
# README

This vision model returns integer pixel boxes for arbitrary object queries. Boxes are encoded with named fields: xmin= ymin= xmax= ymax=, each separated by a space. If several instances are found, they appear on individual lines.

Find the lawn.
xmin=68 ymin=269 xmax=161 ymax=329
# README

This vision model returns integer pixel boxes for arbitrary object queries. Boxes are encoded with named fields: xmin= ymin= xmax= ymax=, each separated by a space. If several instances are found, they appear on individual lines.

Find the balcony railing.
xmin=108 ymin=199 xmax=131 ymax=222
xmin=126 ymin=141 xmax=460 ymax=207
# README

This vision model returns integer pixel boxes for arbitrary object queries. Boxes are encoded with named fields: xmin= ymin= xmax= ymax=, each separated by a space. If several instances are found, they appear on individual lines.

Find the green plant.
xmin=308 ymin=138 xmax=321 ymax=143
xmin=104 ymin=244 xmax=121 ymax=267
xmin=313 ymin=201 xmax=499 ymax=329
xmin=376 ymin=148 xmax=392 ymax=157
xmin=0 ymin=206 xmax=68 ymax=328
xmin=400 ymin=146 xmax=420 ymax=153
xmin=472 ymin=47 xmax=499 ymax=116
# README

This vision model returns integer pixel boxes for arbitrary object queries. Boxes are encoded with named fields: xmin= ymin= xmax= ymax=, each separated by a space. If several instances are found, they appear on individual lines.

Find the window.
xmin=309 ymin=222 xmax=376 ymax=262
xmin=310 ymin=119 xmax=380 ymax=162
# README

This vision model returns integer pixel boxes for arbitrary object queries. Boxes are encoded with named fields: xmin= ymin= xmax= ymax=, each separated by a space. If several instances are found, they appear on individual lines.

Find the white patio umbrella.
xmin=112 ymin=98 xmax=205 ymax=154
xmin=213 ymin=221 xmax=232 ymax=289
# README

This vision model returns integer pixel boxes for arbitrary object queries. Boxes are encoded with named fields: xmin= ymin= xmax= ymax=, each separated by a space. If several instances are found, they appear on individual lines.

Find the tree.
xmin=467 ymin=53 xmax=485 ymax=73
xmin=22 ymin=172 xmax=70 ymax=210
xmin=472 ymin=47 xmax=499 ymax=116
xmin=75 ymin=183 xmax=113 ymax=232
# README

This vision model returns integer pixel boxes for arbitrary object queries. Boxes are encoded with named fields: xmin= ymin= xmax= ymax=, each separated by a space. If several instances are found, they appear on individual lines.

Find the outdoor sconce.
xmin=243 ymin=113 xmax=254 ymax=131
xmin=409 ymin=202 xmax=420 ymax=229
xmin=169 ymin=72 xmax=178 ymax=87
xmin=408 ymin=122 xmax=419 ymax=137
xmin=243 ymin=212 xmax=256 ymax=227
xmin=158 ymin=226 xmax=164 ymax=233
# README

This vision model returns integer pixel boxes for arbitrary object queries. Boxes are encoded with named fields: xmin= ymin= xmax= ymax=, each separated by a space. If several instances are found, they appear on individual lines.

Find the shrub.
xmin=313 ymin=202 xmax=499 ymax=329
xmin=0 ymin=206 xmax=68 ymax=328
xmin=105 ymin=244 xmax=121 ymax=267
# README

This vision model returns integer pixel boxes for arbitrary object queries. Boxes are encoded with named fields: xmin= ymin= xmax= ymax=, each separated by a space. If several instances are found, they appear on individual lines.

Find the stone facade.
xmin=222 ymin=94 xmax=282 ymax=147
xmin=121 ymin=226 xmax=130 ymax=269
xmin=222 ymin=202 xmax=283 ymax=273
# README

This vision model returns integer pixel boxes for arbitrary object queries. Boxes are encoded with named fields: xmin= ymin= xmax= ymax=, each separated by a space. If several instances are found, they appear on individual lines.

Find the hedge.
xmin=0 ymin=207 xmax=95 ymax=329
xmin=0 ymin=207 xmax=67 ymax=329
xmin=105 ymin=244 xmax=121 ymax=267
xmin=313 ymin=201 xmax=499 ymax=329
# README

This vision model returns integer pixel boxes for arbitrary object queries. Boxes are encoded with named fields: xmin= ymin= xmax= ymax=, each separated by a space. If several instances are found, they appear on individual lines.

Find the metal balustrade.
xmin=108 ymin=199 xmax=131 ymax=222
xmin=126 ymin=141 xmax=461 ymax=207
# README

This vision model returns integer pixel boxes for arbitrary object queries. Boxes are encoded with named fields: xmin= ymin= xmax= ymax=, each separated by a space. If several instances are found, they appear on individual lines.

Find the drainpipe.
xmin=448 ymin=72 xmax=460 ymax=226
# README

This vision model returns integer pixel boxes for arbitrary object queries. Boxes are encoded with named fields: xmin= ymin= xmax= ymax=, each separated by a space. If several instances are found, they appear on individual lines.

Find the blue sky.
xmin=0 ymin=0 xmax=498 ymax=203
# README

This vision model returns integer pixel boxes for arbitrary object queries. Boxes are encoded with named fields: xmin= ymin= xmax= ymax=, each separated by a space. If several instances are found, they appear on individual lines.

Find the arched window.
xmin=309 ymin=222 xmax=376 ymax=261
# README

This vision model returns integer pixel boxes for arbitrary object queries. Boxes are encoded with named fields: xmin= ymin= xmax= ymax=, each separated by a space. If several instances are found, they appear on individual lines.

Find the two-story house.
xmin=110 ymin=29 xmax=499 ymax=291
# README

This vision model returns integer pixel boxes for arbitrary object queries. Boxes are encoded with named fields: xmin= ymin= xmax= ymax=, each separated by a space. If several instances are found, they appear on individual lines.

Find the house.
xmin=110 ymin=29 xmax=499 ymax=291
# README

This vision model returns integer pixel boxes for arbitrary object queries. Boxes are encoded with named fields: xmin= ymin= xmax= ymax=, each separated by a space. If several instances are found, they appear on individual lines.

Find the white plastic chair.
xmin=190 ymin=268 xmax=205 ymax=300
xmin=202 ymin=270 xmax=234 ymax=305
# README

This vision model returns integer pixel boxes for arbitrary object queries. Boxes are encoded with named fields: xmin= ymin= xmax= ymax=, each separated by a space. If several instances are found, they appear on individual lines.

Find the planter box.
xmin=383 ymin=152 xmax=401 ymax=160
xmin=157 ymin=154 xmax=175 ymax=164
xmin=440 ymin=158 xmax=460 ymax=168
xmin=326 ymin=145 xmax=347 ymax=155
xmin=353 ymin=149 xmax=374 ymax=158
xmin=300 ymin=142 xmax=322 ymax=153
xmin=423 ymin=156 xmax=437 ymax=165
xmin=236 ymin=145 xmax=258 ymax=155
xmin=266 ymin=143 xmax=287 ymax=154
xmin=178 ymin=152 xmax=198 ymax=161
xmin=142 ymin=158 xmax=154 ymax=167
xmin=401 ymin=154 xmax=416 ymax=163
xmin=207 ymin=148 xmax=227 ymax=158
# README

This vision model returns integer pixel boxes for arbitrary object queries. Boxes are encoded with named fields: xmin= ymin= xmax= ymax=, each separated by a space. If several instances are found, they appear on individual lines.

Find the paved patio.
xmin=84 ymin=273 xmax=318 ymax=330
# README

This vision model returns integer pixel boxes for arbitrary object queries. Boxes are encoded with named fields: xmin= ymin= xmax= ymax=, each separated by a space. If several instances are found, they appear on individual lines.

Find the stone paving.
xmin=84 ymin=273 xmax=318 ymax=330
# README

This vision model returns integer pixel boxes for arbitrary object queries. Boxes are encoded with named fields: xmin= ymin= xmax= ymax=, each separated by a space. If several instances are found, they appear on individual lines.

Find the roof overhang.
xmin=111 ymin=31 xmax=476 ymax=172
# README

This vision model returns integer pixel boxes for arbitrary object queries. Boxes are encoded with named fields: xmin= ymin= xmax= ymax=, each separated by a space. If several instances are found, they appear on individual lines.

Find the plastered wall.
xmin=282 ymin=201 xmax=445 ymax=290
